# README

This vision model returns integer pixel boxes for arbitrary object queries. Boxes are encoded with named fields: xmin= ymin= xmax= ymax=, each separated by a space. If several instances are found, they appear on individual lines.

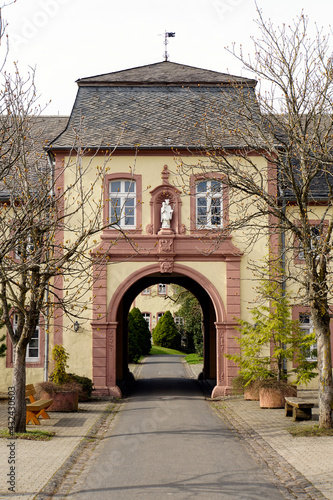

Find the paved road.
xmin=70 ymin=355 xmax=286 ymax=499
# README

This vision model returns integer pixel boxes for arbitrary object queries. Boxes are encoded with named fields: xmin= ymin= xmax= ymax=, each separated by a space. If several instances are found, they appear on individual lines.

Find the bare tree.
xmin=178 ymin=10 xmax=333 ymax=427
xmin=0 ymin=65 xmax=129 ymax=432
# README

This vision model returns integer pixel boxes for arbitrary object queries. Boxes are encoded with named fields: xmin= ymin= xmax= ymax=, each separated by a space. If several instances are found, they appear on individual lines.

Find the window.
xmin=298 ymin=226 xmax=320 ymax=260
xmin=109 ymin=180 xmax=136 ymax=228
xmin=196 ymin=179 xmax=223 ymax=228
xmin=157 ymin=312 xmax=164 ymax=322
xmin=142 ymin=288 xmax=150 ymax=295
xmin=15 ymin=234 xmax=34 ymax=260
xmin=142 ymin=313 xmax=151 ymax=331
xmin=158 ymin=284 xmax=166 ymax=295
xmin=299 ymin=313 xmax=317 ymax=361
xmin=174 ymin=316 xmax=184 ymax=326
xmin=13 ymin=314 xmax=39 ymax=362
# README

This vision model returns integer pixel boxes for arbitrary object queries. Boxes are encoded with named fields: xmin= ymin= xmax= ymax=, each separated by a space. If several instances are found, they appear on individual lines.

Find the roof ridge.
xmin=76 ymin=61 xmax=256 ymax=86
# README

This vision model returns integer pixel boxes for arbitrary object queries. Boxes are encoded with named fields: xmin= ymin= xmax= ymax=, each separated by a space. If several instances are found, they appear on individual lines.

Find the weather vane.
xmin=164 ymin=31 xmax=175 ymax=61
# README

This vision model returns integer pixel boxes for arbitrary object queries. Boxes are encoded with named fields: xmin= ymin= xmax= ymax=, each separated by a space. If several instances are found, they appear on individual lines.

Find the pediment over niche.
xmin=146 ymin=165 xmax=185 ymax=235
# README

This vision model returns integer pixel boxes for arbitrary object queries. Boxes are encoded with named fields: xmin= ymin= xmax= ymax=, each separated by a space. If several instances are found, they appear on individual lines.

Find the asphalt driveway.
xmin=69 ymin=355 xmax=286 ymax=499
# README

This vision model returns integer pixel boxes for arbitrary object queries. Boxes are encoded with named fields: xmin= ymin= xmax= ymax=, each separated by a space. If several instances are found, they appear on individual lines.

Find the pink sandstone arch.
xmin=107 ymin=263 xmax=226 ymax=323
xmin=91 ymin=262 xmax=239 ymax=398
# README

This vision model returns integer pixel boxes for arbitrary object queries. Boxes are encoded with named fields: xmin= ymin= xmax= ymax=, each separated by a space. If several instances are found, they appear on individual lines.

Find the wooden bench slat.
xmin=25 ymin=384 xmax=53 ymax=425
xmin=285 ymin=397 xmax=314 ymax=408
xmin=26 ymin=399 xmax=53 ymax=411
xmin=285 ymin=396 xmax=314 ymax=421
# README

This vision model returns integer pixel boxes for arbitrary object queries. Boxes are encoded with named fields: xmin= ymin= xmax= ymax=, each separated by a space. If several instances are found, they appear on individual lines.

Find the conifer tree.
xmin=152 ymin=310 xmax=180 ymax=350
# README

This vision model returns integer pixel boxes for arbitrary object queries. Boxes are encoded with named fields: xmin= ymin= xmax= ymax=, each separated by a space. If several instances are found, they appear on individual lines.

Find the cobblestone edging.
xmin=211 ymin=399 xmax=327 ymax=500
xmin=34 ymin=401 xmax=121 ymax=500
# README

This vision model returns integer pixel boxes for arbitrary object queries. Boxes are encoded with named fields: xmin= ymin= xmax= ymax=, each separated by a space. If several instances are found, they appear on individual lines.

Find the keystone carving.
xmin=160 ymin=261 xmax=173 ymax=274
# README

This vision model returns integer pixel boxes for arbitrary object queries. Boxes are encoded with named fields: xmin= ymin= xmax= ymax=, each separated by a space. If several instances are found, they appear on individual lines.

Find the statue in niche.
xmin=161 ymin=199 xmax=173 ymax=229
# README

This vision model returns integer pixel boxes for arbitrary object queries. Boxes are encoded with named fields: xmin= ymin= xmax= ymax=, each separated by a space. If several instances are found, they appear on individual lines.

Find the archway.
xmin=91 ymin=263 xmax=238 ymax=399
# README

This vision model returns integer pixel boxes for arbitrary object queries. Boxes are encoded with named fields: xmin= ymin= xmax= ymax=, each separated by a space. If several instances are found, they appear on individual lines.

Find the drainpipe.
xmin=44 ymin=285 xmax=50 ymax=381
xmin=281 ymin=190 xmax=287 ymax=373
xmin=281 ymin=194 xmax=286 ymax=294
xmin=44 ymin=150 xmax=55 ymax=381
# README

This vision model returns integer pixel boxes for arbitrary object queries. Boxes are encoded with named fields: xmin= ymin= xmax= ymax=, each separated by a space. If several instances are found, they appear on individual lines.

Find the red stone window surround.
xmin=294 ymin=219 xmax=328 ymax=264
xmin=158 ymin=283 xmax=167 ymax=295
xmin=6 ymin=313 xmax=45 ymax=369
xmin=103 ymin=173 xmax=142 ymax=233
xmin=189 ymin=173 xmax=228 ymax=233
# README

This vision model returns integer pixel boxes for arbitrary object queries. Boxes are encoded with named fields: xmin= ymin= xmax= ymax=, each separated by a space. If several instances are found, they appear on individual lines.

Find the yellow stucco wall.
xmin=4 ymin=150 xmax=319 ymax=392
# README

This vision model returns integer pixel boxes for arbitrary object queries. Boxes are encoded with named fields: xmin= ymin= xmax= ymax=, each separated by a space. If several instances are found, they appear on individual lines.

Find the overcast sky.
xmin=2 ymin=0 xmax=333 ymax=115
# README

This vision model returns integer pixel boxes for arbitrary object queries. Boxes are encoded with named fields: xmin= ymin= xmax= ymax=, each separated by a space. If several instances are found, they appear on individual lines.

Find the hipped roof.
xmin=49 ymin=61 xmax=258 ymax=150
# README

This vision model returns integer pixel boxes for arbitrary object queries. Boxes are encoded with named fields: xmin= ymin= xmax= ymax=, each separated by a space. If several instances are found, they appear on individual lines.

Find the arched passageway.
xmin=116 ymin=273 xmax=217 ymax=388
xmin=91 ymin=263 xmax=238 ymax=399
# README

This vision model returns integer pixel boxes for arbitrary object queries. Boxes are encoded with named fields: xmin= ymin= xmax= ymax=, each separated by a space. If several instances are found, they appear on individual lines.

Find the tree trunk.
xmin=12 ymin=344 xmax=27 ymax=433
xmin=312 ymin=311 xmax=333 ymax=429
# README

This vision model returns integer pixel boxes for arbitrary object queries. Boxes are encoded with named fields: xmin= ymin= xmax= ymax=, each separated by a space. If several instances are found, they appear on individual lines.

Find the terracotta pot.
xmin=259 ymin=385 xmax=297 ymax=409
xmin=244 ymin=385 xmax=260 ymax=401
xmin=40 ymin=390 xmax=79 ymax=412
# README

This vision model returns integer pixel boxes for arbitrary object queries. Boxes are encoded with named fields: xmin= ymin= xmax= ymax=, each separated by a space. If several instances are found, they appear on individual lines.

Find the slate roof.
xmin=76 ymin=61 xmax=256 ymax=86
xmin=49 ymin=61 xmax=259 ymax=150
xmin=0 ymin=116 xmax=68 ymax=200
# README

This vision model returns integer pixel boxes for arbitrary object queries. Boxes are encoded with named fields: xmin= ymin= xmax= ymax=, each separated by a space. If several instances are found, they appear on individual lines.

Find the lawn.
xmin=184 ymin=353 xmax=204 ymax=364
xmin=149 ymin=346 xmax=203 ymax=362
xmin=149 ymin=345 xmax=186 ymax=356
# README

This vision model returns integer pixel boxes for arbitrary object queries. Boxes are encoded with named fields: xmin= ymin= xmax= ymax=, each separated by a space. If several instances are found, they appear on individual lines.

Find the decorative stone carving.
xmin=219 ymin=332 xmax=225 ymax=382
xmin=160 ymin=261 xmax=173 ymax=274
xmin=179 ymin=224 xmax=186 ymax=235
xmin=146 ymin=224 xmax=154 ymax=235
xmin=107 ymin=329 xmax=115 ymax=351
xmin=161 ymin=165 xmax=170 ymax=184
xmin=159 ymin=239 xmax=173 ymax=253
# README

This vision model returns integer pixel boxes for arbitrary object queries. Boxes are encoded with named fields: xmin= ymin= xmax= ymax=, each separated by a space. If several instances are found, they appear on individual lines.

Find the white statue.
xmin=161 ymin=199 xmax=173 ymax=228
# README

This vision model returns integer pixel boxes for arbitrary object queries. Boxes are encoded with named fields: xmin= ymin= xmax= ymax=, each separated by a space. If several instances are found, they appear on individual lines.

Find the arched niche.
xmin=146 ymin=165 xmax=185 ymax=235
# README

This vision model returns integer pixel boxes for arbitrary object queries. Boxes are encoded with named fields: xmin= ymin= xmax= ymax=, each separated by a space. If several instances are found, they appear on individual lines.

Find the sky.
xmin=2 ymin=0 xmax=333 ymax=115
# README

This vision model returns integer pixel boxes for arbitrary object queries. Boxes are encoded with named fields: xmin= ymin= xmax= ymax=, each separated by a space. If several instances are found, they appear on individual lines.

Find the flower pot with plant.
xmin=225 ymin=265 xmax=317 ymax=408
xmin=38 ymin=345 xmax=79 ymax=411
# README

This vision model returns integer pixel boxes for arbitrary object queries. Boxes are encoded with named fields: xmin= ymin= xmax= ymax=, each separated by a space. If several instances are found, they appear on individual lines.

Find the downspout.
xmin=44 ymin=150 xmax=55 ymax=381
xmin=281 ymin=187 xmax=287 ymax=373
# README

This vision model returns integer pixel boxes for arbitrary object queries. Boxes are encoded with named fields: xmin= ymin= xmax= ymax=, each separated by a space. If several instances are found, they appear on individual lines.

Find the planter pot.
xmin=40 ymin=390 xmax=79 ymax=412
xmin=244 ymin=385 xmax=260 ymax=401
xmin=259 ymin=385 xmax=297 ymax=409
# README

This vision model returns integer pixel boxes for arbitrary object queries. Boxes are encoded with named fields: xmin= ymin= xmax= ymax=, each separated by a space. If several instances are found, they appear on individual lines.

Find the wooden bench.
xmin=285 ymin=397 xmax=314 ymax=421
xmin=26 ymin=384 xmax=53 ymax=425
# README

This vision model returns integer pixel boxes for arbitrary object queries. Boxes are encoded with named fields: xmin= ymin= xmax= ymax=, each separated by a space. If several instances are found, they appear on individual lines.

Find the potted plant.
xmin=225 ymin=268 xmax=317 ymax=408
xmin=38 ymin=345 xmax=80 ymax=411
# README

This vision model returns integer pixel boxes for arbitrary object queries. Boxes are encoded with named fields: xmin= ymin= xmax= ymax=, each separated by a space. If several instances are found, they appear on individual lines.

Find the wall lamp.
xmin=74 ymin=321 xmax=80 ymax=332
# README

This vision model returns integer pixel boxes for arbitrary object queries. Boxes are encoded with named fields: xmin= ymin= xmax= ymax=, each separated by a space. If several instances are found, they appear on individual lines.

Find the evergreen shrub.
xmin=152 ymin=310 xmax=180 ymax=350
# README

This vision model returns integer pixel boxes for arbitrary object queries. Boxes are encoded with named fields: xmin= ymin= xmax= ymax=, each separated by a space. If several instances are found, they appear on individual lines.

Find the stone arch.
xmin=107 ymin=263 xmax=226 ymax=324
xmin=90 ymin=262 xmax=238 ymax=399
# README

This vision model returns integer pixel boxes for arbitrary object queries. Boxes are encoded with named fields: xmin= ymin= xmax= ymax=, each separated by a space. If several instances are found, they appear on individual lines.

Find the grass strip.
xmin=288 ymin=424 xmax=333 ymax=437
xmin=0 ymin=429 xmax=54 ymax=440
